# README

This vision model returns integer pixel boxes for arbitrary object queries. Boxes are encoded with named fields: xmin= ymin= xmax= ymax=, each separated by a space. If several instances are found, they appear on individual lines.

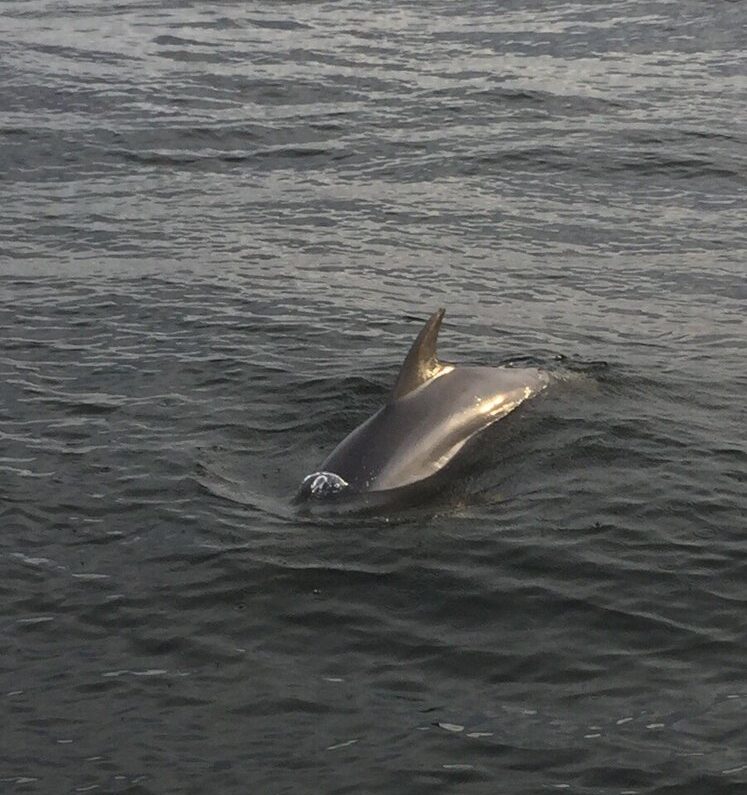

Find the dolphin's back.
xmin=321 ymin=365 xmax=547 ymax=492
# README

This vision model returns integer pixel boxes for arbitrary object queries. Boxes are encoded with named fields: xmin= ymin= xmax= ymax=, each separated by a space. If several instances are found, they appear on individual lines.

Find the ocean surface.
xmin=1 ymin=1 xmax=745 ymax=793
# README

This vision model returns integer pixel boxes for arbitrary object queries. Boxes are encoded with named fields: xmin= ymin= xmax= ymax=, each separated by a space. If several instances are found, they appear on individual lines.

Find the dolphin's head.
xmin=297 ymin=471 xmax=350 ymax=501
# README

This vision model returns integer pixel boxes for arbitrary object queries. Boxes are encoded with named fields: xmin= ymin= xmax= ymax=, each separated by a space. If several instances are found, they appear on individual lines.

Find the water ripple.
xmin=1 ymin=0 xmax=746 ymax=792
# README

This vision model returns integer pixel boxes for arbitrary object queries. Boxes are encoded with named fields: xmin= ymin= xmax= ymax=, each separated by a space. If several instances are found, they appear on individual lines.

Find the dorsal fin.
xmin=391 ymin=308 xmax=446 ymax=400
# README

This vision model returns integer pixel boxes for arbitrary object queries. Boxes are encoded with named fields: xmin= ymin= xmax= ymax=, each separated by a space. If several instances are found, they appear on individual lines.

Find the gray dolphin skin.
xmin=298 ymin=309 xmax=549 ymax=503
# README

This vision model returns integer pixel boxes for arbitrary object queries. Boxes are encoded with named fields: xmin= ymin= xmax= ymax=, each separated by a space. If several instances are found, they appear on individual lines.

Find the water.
xmin=1 ymin=1 xmax=745 ymax=792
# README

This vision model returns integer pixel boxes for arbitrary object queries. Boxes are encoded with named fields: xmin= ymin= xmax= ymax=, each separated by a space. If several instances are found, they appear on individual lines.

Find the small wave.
xmin=116 ymin=145 xmax=338 ymax=168
xmin=248 ymin=17 xmax=312 ymax=31
xmin=152 ymin=34 xmax=205 ymax=46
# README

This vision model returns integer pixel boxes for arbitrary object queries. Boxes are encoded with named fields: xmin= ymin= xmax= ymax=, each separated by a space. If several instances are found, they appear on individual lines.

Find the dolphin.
xmin=297 ymin=309 xmax=549 ymax=504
